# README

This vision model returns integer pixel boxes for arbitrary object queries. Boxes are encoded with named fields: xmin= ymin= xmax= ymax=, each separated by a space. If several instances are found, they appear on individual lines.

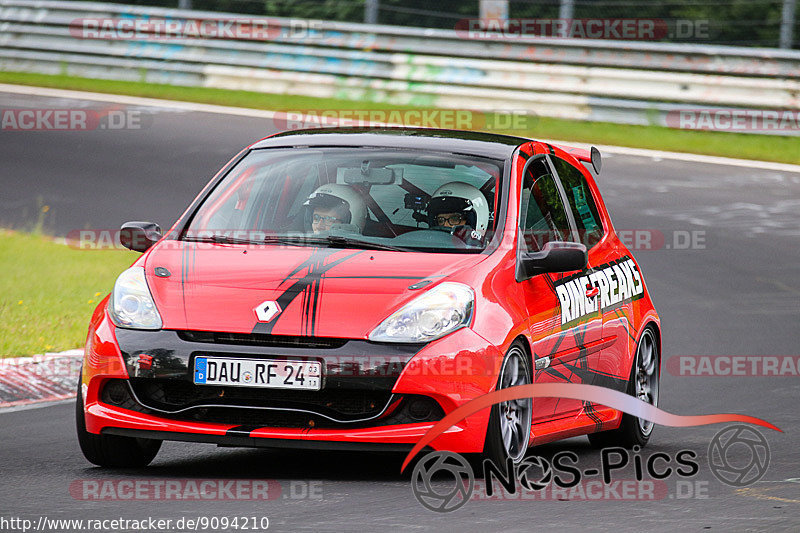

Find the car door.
xmin=517 ymin=154 xmax=602 ymax=422
xmin=548 ymin=151 xmax=636 ymax=425
xmin=550 ymin=153 xmax=638 ymax=395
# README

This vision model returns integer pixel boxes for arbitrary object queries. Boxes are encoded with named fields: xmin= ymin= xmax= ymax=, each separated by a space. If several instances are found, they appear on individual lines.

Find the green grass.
xmin=2 ymin=71 xmax=798 ymax=165
xmin=0 ymin=229 xmax=139 ymax=357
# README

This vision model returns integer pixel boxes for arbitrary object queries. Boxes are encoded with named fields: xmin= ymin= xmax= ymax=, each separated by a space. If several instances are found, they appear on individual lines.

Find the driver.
xmin=427 ymin=182 xmax=490 ymax=240
xmin=303 ymin=184 xmax=368 ymax=234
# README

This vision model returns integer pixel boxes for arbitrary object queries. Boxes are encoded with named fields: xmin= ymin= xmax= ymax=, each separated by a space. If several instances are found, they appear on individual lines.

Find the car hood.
xmin=143 ymin=241 xmax=486 ymax=338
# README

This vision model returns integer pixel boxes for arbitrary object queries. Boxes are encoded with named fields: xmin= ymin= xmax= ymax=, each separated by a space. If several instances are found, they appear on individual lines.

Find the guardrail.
xmin=1 ymin=0 xmax=799 ymax=135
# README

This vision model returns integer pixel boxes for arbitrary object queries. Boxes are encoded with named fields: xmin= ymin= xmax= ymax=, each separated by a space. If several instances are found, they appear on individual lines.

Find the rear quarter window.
xmin=551 ymin=157 xmax=605 ymax=248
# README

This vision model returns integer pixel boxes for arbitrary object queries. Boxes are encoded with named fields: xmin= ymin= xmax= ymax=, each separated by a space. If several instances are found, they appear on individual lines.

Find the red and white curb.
xmin=0 ymin=350 xmax=83 ymax=410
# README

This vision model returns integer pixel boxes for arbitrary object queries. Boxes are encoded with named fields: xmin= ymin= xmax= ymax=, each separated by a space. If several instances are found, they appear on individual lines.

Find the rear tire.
xmin=76 ymin=375 xmax=161 ymax=467
xmin=483 ymin=342 xmax=533 ymax=467
xmin=588 ymin=326 xmax=659 ymax=449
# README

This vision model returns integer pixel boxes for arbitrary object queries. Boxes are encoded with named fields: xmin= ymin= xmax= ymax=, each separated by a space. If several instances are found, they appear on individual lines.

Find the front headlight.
xmin=368 ymin=282 xmax=474 ymax=343
xmin=109 ymin=266 xmax=162 ymax=330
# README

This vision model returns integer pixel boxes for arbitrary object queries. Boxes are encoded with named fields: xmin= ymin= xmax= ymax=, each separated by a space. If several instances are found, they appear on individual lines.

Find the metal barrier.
xmin=1 ymin=0 xmax=799 ymax=134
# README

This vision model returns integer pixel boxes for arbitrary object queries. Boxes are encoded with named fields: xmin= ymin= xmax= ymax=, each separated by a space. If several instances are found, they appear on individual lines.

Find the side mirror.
xmin=119 ymin=221 xmax=162 ymax=252
xmin=590 ymin=146 xmax=602 ymax=175
xmin=516 ymin=241 xmax=587 ymax=281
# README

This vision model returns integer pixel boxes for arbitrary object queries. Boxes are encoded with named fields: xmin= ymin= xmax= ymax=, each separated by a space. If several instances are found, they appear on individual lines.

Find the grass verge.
xmin=0 ymin=229 xmax=139 ymax=357
xmin=1 ymin=71 xmax=798 ymax=165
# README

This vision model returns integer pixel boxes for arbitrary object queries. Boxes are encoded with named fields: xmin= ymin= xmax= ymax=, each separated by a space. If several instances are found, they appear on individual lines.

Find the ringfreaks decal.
xmin=556 ymin=257 xmax=643 ymax=327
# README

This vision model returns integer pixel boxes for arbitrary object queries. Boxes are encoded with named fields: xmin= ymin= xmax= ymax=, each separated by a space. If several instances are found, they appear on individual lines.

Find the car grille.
xmin=176 ymin=330 xmax=348 ymax=349
xmin=129 ymin=378 xmax=390 ymax=418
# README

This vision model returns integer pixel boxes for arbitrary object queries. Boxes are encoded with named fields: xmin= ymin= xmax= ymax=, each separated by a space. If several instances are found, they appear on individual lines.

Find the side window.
xmin=519 ymin=158 xmax=571 ymax=252
xmin=551 ymin=157 xmax=605 ymax=248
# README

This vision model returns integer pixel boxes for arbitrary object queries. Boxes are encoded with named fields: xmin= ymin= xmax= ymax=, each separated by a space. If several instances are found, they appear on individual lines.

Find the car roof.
xmin=250 ymin=127 xmax=529 ymax=160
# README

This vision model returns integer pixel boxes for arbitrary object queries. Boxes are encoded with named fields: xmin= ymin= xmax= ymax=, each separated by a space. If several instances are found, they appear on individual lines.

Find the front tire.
xmin=483 ymin=342 xmax=533 ymax=466
xmin=588 ymin=326 xmax=660 ymax=449
xmin=76 ymin=375 xmax=161 ymax=467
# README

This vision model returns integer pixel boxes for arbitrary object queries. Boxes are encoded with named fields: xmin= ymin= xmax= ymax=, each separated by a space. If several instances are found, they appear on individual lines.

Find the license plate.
xmin=193 ymin=356 xmax=321 ymax=390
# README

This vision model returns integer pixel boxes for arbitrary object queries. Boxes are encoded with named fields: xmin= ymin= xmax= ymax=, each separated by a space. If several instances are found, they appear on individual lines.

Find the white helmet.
xmin=304 ymin=183 xmax=368 ymax=231
xmin=428 ymin=182 xmax=490 ymax=238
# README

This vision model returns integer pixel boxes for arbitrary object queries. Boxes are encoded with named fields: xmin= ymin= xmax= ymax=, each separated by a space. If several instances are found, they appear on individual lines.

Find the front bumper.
xmin=83 ymin=309 xmax=503 ymax=454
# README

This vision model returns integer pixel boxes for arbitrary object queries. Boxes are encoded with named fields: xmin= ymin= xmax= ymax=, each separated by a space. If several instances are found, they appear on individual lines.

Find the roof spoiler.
xmin=552 ymin=144 xmax=603 ymax=175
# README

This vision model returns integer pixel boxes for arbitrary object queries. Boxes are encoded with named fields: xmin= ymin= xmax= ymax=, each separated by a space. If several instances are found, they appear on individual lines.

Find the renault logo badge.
xmin=254 ymin=300 xmax=281 ymax=322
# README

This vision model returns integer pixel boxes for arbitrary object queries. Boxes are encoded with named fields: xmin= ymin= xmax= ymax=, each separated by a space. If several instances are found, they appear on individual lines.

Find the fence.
xmin=1 ymin=0 xmax=799 ymax=135
xmin=46 ymin=0 xmax=800 ymax=50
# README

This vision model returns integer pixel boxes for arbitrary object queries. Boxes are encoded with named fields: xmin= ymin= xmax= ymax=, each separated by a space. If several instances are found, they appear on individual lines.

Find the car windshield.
xmin=183 ymin=148 xmax=505 ymax=253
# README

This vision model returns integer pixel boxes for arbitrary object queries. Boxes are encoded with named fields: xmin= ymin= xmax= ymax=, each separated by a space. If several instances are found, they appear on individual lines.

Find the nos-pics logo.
xmin=411 ymin=425 xmax=771 ymax=512
xmin=411 ymin=452 xmax=552 ymax=512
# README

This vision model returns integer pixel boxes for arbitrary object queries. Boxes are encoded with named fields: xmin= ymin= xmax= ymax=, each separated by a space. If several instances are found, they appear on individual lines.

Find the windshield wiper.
xmin=262 ymin=235 xmax=410 ymax=252
xmin=183 ymin=234 xmax=410 ymax=251
xmin=182 ymin=235 xmax=260 ymax=245
xmin=325 ymin=235 xmax=411 ymax=252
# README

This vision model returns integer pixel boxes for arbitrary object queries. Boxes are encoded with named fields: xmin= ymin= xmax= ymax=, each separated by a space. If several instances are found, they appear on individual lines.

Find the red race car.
xmin=77 ymin=128 xmax=661 ymax=468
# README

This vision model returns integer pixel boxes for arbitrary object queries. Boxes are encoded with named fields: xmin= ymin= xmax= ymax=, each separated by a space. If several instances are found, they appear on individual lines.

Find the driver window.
xmin=519 ymin=158 xmax=571 ymax=252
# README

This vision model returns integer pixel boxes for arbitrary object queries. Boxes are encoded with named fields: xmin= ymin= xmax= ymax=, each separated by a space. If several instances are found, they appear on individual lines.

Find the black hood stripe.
xmin=252 ymin=248 xmax=363 ymax=335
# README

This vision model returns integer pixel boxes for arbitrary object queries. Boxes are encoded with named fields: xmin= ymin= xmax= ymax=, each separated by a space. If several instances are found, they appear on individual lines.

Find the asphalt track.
xmin=1 ymin=89 xmax=800 ymax=532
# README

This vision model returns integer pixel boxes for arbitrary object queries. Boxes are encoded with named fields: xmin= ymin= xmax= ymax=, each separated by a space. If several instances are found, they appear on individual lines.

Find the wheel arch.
xmin=512 ymin=334 xmax=535 ymax=378
xmin=632 ymin=319 xmax=662 ymax=382
xmin=639 ymin=320 xmax=661 ymax=361
xmin=618 ymin=318 xmax=661 ymax=385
